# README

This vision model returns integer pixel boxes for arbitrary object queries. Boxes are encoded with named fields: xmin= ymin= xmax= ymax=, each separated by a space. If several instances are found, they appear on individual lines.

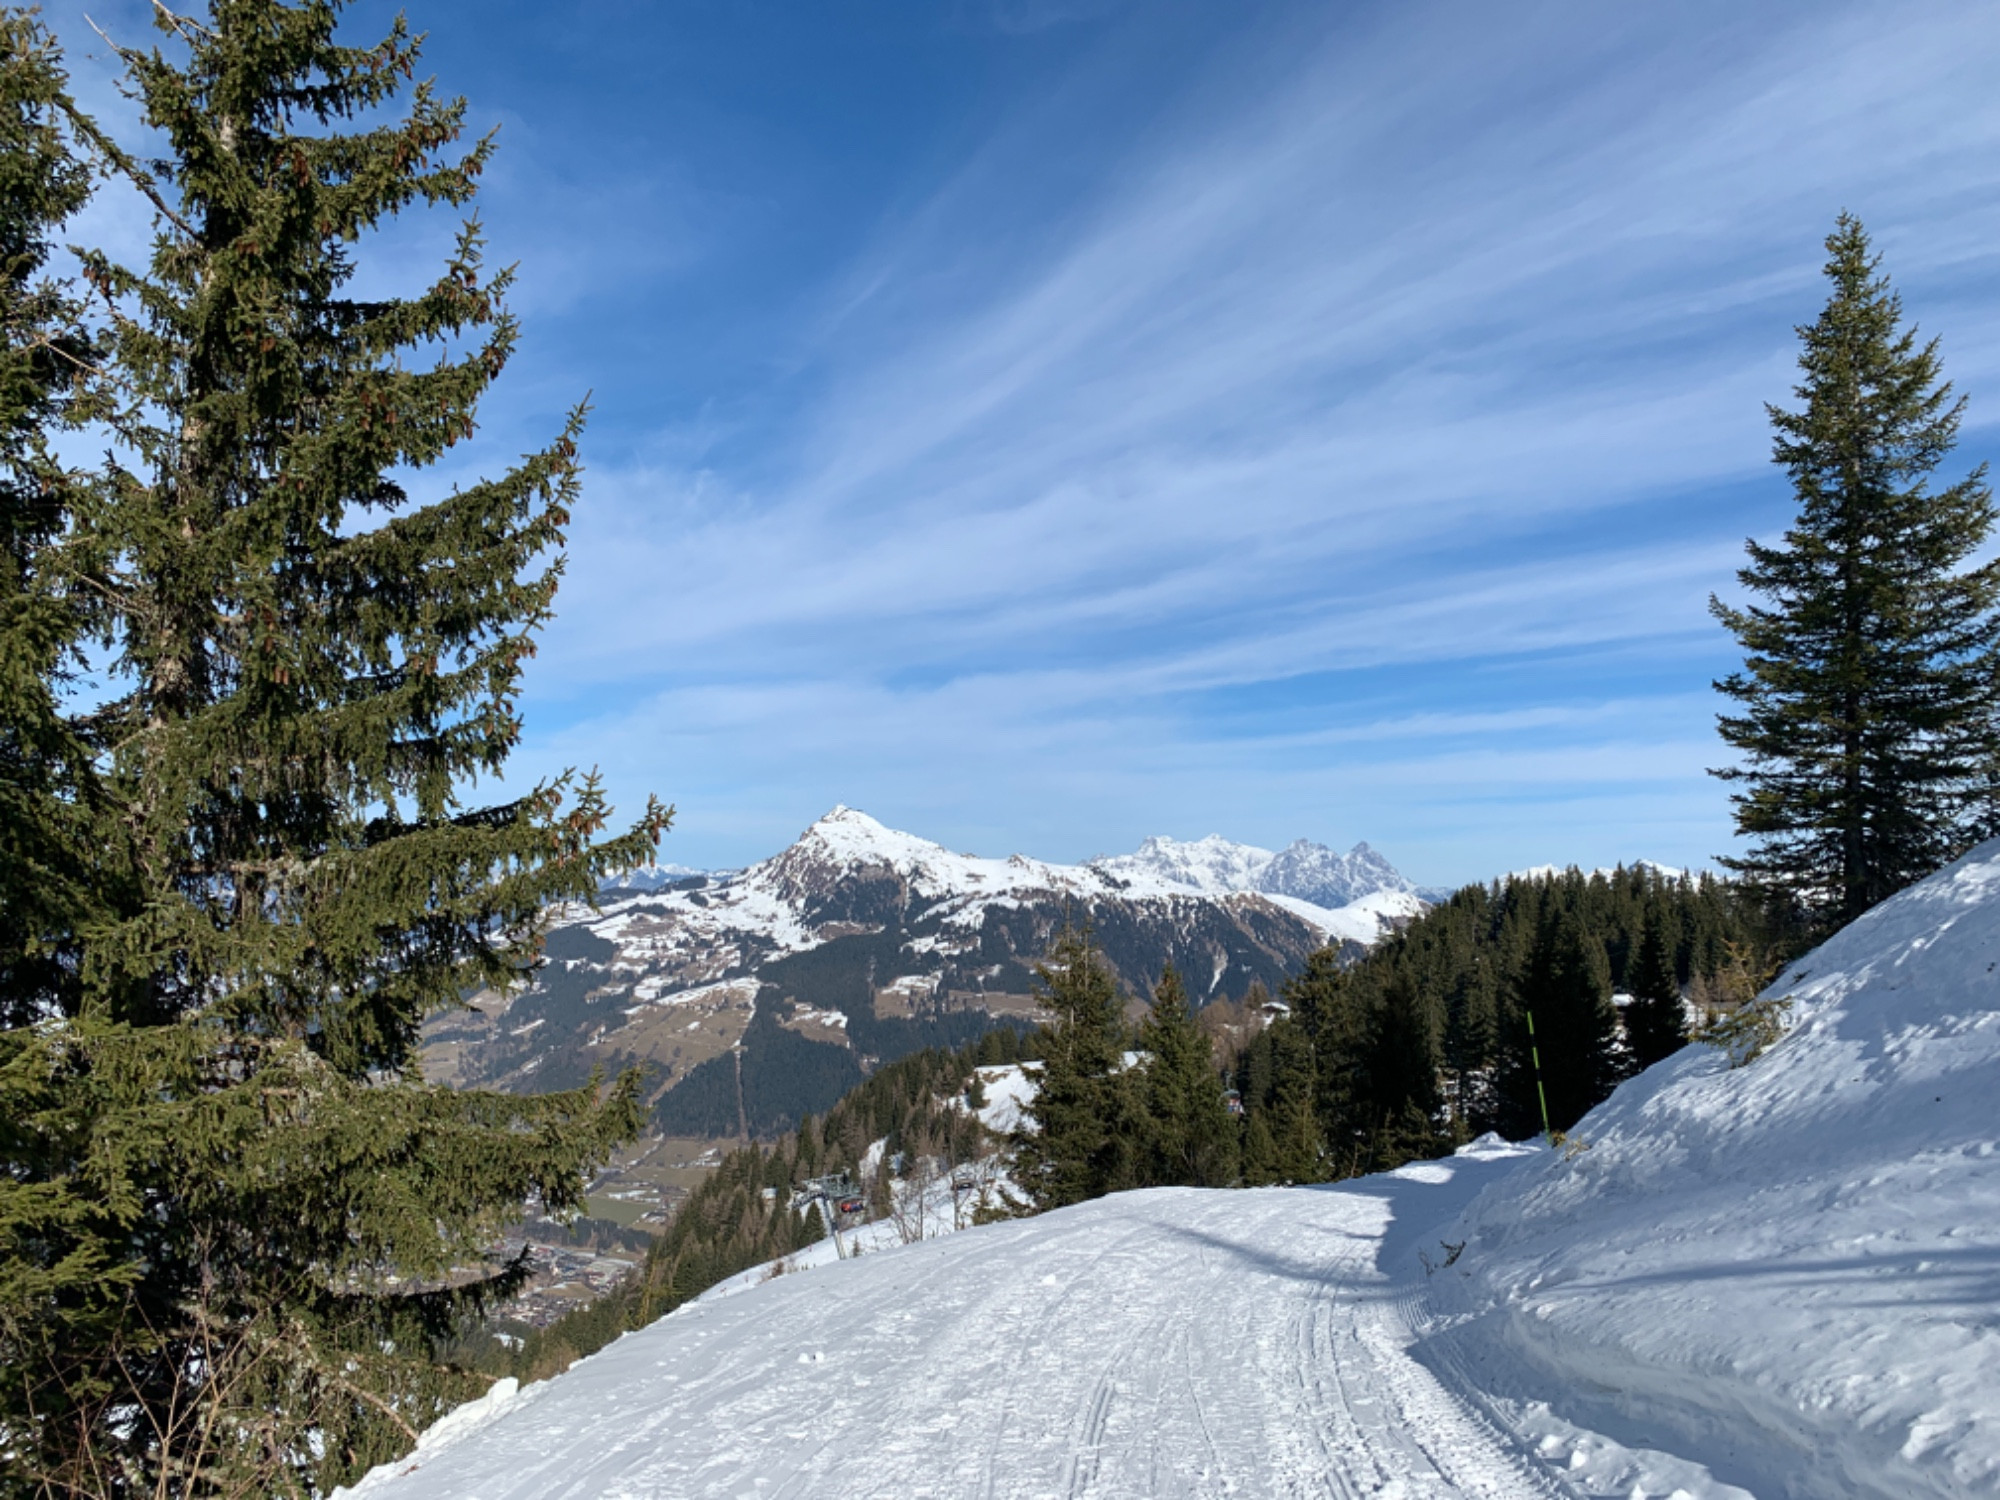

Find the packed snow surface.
xmin=342 ymin=1141 xmax=1578 ymax=1500
xmin=352 ymin=838 xmax=2000 ymax=1500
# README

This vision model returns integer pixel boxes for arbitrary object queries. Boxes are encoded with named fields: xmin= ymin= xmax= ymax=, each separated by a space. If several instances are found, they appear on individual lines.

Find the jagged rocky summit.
xmin=1091 ymin=831 xmax=1427 ymax=910
xmin=427 ymin=808 xmax=1424 ymax=1139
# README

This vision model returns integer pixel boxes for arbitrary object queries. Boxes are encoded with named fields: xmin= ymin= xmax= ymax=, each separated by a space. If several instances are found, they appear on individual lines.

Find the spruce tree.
xmin=1713 ymin=214 xmax=2000 ymax=930
xmin=1281 ymin=944 xmax=1369 ymax=1144
xmin=0 ymin=4 xmax=664 ymax=1494
xmin=1623 ymin=904 xmax=1687 ymax=1069
xmin=0 ymin=7 xmax=100 ymax=1036
xmin=0 ymin=17 xmax=130 ymax=1491
xmin=1014 ymin=922 xmax=1131 ymax=1210
xmin=1239 ymin=1111 xmax=1282 ymax=1187
xmin=1136 ymin=964 xmax=1236 ymax=1188
xmin=1358 ymin=972 xmax=1444 ymax=1164
xmin=1500 ymin=908 xmax=1620 ymax=1136
xmin=1263 ymin=1021 xmax=1324 ymax=1184
xmin=1236 ymin=1018 xmax=1322 ymax=1185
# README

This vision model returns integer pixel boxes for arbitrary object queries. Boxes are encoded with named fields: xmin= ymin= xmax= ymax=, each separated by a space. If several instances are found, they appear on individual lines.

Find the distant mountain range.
xmin=428 ymin=809 xmax=1427 ymax=1140
xmin=1091 ymin=833 xmax=1450 ymax=908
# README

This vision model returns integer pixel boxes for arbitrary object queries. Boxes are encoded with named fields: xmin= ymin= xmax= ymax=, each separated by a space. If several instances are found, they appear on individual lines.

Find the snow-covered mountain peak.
xmin=1261 ymin=838 xmax=1416 ymax=907
xmin=794 ymin=804 xmax=935 ymax=864
xmin=1093 ymin=834 xmax=1277 ymax=895
xmin=585 ymin=807 xmax=1433 ymax=991
xmin=751 ymin=806 xmax=995 ymax=911
xmin=1091 ymin=831 xmax=1420 ymax=911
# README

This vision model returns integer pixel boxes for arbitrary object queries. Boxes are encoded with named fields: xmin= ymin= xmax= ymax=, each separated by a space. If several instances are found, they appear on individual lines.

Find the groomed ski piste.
xmin=341 ymin=840 xmax=2000 ymax=1500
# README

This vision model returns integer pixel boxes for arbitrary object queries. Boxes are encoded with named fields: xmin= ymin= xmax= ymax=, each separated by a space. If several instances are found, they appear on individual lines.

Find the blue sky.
xmin=46 ymin=0 xmax=2000 ymax=886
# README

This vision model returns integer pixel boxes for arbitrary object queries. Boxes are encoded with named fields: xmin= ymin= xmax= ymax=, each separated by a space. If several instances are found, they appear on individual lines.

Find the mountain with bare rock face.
xmin=423 ymin=808 xmax=1425 ymax=1139
xmin=1091 ymin=832 xmax=1426 ymax=911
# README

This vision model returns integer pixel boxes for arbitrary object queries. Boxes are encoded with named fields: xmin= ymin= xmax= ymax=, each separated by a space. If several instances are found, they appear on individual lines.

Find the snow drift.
xmin=1424 ymin=836 xmax=2000 ymax=1500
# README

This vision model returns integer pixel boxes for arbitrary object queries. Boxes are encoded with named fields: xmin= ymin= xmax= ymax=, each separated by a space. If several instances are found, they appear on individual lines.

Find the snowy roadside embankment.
xmin=1420 ymin=839 xmax=2000 ymax=1500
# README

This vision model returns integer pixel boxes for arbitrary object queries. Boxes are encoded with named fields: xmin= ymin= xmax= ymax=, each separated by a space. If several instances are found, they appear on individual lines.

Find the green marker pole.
xmin=1526 ymin=1009 xmax=1552 ymax=1141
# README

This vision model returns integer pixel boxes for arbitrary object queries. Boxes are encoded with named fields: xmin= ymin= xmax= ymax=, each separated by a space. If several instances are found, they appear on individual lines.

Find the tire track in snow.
xmin=974 ymin=1216 xmax=1170 ymax=1500
xmin=344 ymin=1158 xmax=1569 ymax=1500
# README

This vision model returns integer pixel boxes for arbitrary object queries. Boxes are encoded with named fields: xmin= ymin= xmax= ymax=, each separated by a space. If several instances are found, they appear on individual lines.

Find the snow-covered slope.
xmin=1424 ymin=837 xmax=2000 ymax=1500
xmin=340 ymin=1142 xmax=1570 ymax=1500
xmin=1257 ymin=887 xmax=1428 ymax=948
xmin=1090 ymin=832 xmax=1278 ymax=895
xmin=368 ymin=837 xmax=2000 ymax=1500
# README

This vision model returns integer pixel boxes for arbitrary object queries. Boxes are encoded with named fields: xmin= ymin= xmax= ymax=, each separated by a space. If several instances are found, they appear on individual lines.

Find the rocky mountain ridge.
xmin=1089 ymin=832 xmax=1423 ymax=909
xmin=429 ymin=808 xmax=1425 ymax=1139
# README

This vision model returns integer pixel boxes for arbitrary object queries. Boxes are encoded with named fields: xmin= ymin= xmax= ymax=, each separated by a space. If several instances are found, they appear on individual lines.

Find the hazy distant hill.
xmin=425 ymin=808 xmax=1423 ymax=1138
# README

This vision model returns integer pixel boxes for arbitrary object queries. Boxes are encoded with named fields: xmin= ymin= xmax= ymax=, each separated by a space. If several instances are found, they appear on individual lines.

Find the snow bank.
xmin=1426 ymin=837 xmax=2000 ymax=1500
xmin=328 ymin=1378 xmax=530 ymax=1498
xmin=966 ymin=1061 xmax=1038 ymax=1134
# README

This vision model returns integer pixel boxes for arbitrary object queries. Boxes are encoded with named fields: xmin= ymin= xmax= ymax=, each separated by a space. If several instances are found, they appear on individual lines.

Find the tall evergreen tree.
xmin=1356 ymin=972 xmax=1444 ymax=1163
xmin=0 ymin=16 xmax=130 ymax=1492
xmin=1623 ymin=904 xmax=1687 ymax=1069
xmin=0 ymin=6 xmax=100 ymax=1035
xmin=0 ymin=4 xmax=664 ymax=1494
xmin=1713 ymin=214 xmax=2000 ymax=930
xmin=1136 ymin=964 xmax=1236 ymax=1188
xmin=1281 ymin=944 xmax=1370 ymax=1145
xmin=1236 ymin=1018 xmax=1322 ymax=1185
xmin=1500 ymin=908 xmax=1620 ymax=1136
xmin=1014 ymin=922 xmax=1131 ymax=1210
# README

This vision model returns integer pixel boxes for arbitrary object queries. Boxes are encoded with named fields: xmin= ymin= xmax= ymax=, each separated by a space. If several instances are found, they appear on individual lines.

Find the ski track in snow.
xmin=345 ymin=1152 xmax=1571 ymax=1500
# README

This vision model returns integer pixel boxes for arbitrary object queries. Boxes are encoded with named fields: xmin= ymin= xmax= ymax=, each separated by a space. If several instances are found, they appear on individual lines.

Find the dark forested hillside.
xmin=1233 ymin=864 xmax=1782 ymax=1176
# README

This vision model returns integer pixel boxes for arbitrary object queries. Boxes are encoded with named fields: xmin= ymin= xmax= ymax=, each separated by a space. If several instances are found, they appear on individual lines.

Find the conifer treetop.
xmin=1712 ymin=213 xmax=2000 ymax=928
xmin=66 ymin=0 xmax=669 ymax=1062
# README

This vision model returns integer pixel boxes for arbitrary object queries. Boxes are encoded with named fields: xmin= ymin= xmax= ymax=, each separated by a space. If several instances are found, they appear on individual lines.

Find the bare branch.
xmin=57 ymin=40 xmax=198 ymax=241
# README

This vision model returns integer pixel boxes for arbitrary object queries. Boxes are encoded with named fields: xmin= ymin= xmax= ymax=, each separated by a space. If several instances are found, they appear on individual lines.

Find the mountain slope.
xmin=427 ymin=809 xmax=1417 ymax=1137
xmin=1424 ymin=837 xmax=2000 ymax=1500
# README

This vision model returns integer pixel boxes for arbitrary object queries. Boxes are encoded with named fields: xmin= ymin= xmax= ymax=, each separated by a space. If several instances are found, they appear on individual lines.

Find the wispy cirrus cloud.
xmin=38 ymin=0 xmax=2000 ymax=882
xmin=498 ymin=0 xmax=2000 ymax=881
